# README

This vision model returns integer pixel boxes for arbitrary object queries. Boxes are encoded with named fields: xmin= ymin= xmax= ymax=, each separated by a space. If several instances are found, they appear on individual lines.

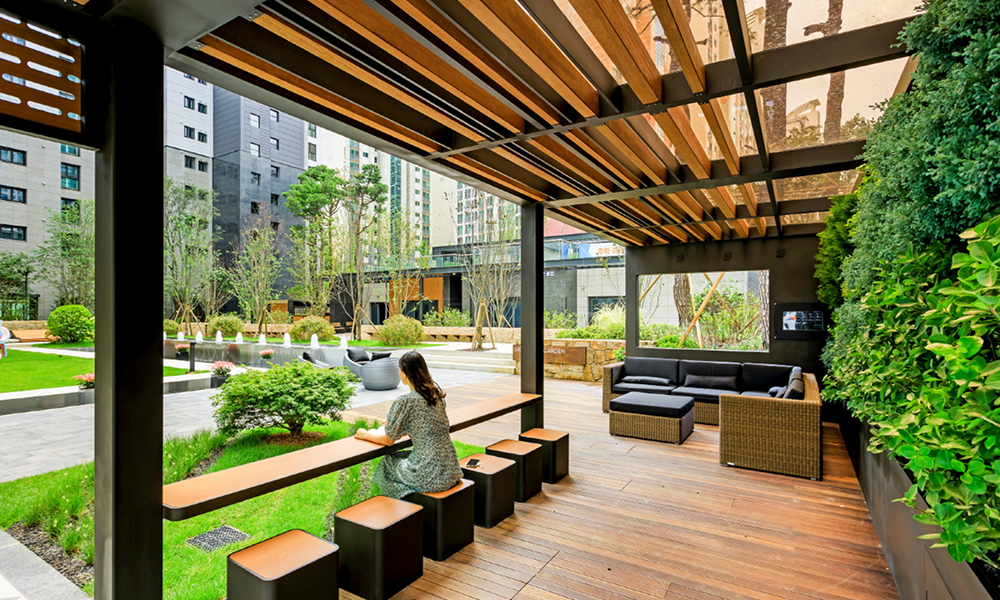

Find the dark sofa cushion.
xmin=346 ymin=347 xmax=370 ymax=363
xmin=679 ymin=360 xmax=741 ymax=385
xmin=610 ymin=392 xmax=694 ymax=419
xmin=783 ymin=378 xmax=806 ymax=399
xmin=741 ymin=363 xmax=795 ymax=391
xmin=671 ymin=386 xmax=729 ymax=403
xmin=683 ymin=374 xmax=738 ymax=391
xmin=623 ymin=357 xmax=679 ymax=382
xmin=622 ymin=375 xmax=673 ymax=386
xmin=769 ymin=386 xmax=786 ymax=397
xmin=370 ymin=351 xmax=392 ymax=361
xmin=612 ymin=382 xmax=677 ymax=396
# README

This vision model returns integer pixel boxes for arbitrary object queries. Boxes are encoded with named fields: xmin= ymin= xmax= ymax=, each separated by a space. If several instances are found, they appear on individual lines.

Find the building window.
xmin=270 ymin=109 xmax=279 ymax=122
xmin=198 ymin=160 xmax=208 ymax=172
xmin=197 ymin=78 xmax=207 ymax=85
xmin=307 ymin=123 xmax=317 ymax=137
xmin=0 ymin=147 xmax=26 ymax=165
xmin=60 ymin=144 xmax=79 ymax=156
xmin=0 ymin=225 xmax=26 ymax=241
xmin=250 ymin=143 xmax=260 ymax=157
xmin=271 ymin=165 xmax=280 ymax=178
xmin=250 ymin=113 xmax=260 ymax=128
xmin=183 ymin=96 xmax=195 ymax=110
xmin=197 ymin=102 xmax=208 ymax=114
xmin=198 ymin=131 xmax=208 ymax=143
xmin=184 ymin=126 xmax=195 ymax=139
xmin=270 ymin=193 xmax=279 ymax=205
xmin=183 ymin=73 xmax=195 ymax=81
xmin=362 ymin=152 xmax=368 ymax=158
xmin=61 ymin=198 xmax=78 ymax=216
xmin=308 ymin=143 xmax=317 ymax=161
xmin=60 ymin=163 xmax=80 ymax=189
xmin=0 ymin=185 xmax=26 ymax=203
xmin=251 ymin=202 xmax=260 ymax=215
xmin=251 ymin=172 xmax=261 ymax=186
xmin=184 ymin=155 xmax=195 ymax=169
xmin=270 ymin=137 xmax=279 ymax=151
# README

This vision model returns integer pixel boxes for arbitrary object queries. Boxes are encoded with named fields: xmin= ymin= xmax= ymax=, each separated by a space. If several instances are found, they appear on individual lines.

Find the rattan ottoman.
xmin=609 ymin=393 xmax=695 ymax=444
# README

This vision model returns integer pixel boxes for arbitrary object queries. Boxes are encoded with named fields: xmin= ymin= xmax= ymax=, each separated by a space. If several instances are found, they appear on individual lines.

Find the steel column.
xmin=93 ymin=19 xmax=164 ymax=600
xmin=520 ymin=202 xmax=544 ymax=430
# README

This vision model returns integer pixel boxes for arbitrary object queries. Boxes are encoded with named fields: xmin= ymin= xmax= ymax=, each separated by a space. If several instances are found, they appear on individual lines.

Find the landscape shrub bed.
xmin=377 ymin=315 xmax=424 ymax=347
xmin=421 ymin=307 xmax=471 ymax=327
xmin=46 ymin=305 xmax=94 ymax=343
xmin=289 ymin=315 xmax=338 ymax=342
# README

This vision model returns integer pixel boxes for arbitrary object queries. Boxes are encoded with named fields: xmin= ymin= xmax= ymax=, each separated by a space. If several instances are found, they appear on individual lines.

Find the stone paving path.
xmin=0 ymin=367 xmax=506 ymax=483
xmin=0 ymin=531 xmax=87 ymax=600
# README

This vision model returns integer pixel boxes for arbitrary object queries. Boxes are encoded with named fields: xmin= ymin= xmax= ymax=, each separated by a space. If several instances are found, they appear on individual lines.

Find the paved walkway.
xmin=0 ymin=531 xmax=87 ymax=600
xmin=0 ymin=367 xmax=506 ymax=483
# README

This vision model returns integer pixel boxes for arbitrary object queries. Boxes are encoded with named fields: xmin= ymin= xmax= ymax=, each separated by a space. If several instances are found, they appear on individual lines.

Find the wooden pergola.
xmin=0 ymin=0 xmax=915 ymax=597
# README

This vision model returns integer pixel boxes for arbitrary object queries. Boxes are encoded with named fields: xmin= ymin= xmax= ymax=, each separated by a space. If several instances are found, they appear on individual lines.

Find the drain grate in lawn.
xmin=185 ymin=525 xmax=251 ymax=553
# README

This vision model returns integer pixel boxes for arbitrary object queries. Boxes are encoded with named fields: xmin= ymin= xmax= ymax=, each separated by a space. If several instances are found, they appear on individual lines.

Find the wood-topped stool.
xmin=486 ymin=439 xmax=542 ymax=502
xmin=460 ymin=454 xmax=516 ymax=528
xmin=405 ymin=479 xmax=475 ymax=561
xmin=227 ymin=529 xmax=338 ymax=600
xmin=519 ymin=428 xmax=569 ymax=483
xmin=335 ymin=496 xmax=423 ymax=600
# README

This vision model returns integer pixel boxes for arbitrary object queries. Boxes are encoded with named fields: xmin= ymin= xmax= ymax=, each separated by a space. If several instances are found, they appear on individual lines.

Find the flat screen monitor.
xmin=773 ymin=303 xmax=828 ymax=339
xmin=781 ymin=310 xmax=824 ymax=332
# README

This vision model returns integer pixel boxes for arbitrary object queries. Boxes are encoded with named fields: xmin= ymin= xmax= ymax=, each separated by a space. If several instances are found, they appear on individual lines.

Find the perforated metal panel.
xmin=0 ymin=9 xmax=83 ymax=132
xmin=185 ymin=525 xmax=251 ymax=553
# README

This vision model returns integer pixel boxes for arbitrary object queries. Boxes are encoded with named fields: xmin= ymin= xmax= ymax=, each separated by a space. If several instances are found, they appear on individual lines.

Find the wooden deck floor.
xmin=343 ymin=375 xmax=899 ymax=600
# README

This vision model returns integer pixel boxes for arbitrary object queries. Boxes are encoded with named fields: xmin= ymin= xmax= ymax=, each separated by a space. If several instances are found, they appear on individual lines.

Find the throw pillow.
xmin=301 ymin=351 xmax=315 ymax=364
xmin=313 ymin=359 xmax=330 ymax=369
xmin=683 ymin=374 xmax=738 ymax=391
xmin=769 ymin=386 xmax=786 ymax=397
xmin=621 ymin=375 xmax=673 ymax=387
xmin=783 ymin=378 xmax=806 ymax=399
xmin=370 ymin=351 xmax=392 ymax=361
xmin=346 ymin=347 xmax=370 ymax=363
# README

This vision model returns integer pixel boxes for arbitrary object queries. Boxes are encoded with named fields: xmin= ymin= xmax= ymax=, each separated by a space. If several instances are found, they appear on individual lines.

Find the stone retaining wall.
xmin=360 ymin=325 xmax=562 ymax=344
xmin=2 ymin=320 xmax=47 ymax=330
xmin=513 ymin=338 xmax=624 ymax=382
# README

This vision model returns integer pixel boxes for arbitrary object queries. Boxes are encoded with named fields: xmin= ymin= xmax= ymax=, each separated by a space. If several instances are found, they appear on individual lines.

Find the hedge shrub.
xmin=46 ymin=305 xmax=94 ymax=343
xmin=422 ymin=307 xmax=471 ymax=327
xmin=162 ymin=319 xmax=180 ymax=336
xmin=289 ymin=315 xmax=338 ymax=342
xmin=212 ymin=360 xmax=355 ymax=436
xmin=206 ymin=314 xmax=244 ymax=338
xmin=655 ymin=334 xmax=699 ymax=349
xmin=544 ymin=309 xmax=578 ymax=329
xmin=377 ymin=315 xmax=424 ymax=347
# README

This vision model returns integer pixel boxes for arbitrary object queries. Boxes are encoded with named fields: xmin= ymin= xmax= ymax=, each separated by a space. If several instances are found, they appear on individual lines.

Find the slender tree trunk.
xmin=806 ymin=0 xmax=846 ymax=144
xmin=673 ymin=274 xmax=693 ymax=327
xmin=762 ymin=0 xmax=790 ymax=151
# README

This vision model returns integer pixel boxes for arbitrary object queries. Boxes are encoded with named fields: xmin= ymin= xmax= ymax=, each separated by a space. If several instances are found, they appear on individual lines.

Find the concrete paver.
xmin=0 ymin=531 xmax=87 ymax=600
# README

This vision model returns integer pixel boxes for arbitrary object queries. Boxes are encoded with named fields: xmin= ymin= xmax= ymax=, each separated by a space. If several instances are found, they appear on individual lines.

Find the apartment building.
xmin=163 ymin=68 xmax=213 ymax=189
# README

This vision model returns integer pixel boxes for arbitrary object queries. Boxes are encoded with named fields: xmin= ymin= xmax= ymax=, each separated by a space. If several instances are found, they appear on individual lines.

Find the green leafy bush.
xmin=825 ymin=215 xmax=1000 ymax=565
xmin=162 ymin=319 xmax=180 ymax=336
xmin=656 ymin=334 xmax=700 ymax=349
xmin=377 ymin=315 xmax=424 ymax=347
xmin=815 ymin=191 xmax=858 ymax=309
xmin=544 ymin=309 xmax=578 ymax=329
xmin=206 ymin=314 xmax=244 ymax=338
xmin=422 ymin=307 xmax=471 ymax=327
xmin=612 ymin=346 xmax=625 ymax=362
xmin=212 ymin=360 xmax=355 ymax=436
xmin=289 ymin=315 xmax=338 ymax=342
xmin=46 ymin=305 xmax=94 ymax=343
xmin=269 ymin=310 xmax=293 ymax=325
xmin=690 ymin=286 xmax=766 ymax=351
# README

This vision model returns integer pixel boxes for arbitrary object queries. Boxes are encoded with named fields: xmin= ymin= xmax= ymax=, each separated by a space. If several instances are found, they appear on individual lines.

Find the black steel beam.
xmin=425 ymin=17 xmax=911 ymax=159
xmin=93 ymin=18 xmax=163 ymax=600
xmin=521 ymin=203 xmax=545 ymax=430
xmin=721 ymin=0 xmax=753 ymax=86
xmin=547 ymin=141 xmax=865 ymax=207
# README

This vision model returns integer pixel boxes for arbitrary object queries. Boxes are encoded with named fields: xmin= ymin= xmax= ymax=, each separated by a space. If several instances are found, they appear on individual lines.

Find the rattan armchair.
xmin=718 ymin=373 xmax=822 ymax=480
xmin=601 ymin=361 xmax=624 ymax=413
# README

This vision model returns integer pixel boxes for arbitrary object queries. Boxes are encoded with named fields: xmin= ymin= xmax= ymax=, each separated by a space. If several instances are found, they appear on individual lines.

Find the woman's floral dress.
xmin=373 ymin=390 xmax=462 ymax=499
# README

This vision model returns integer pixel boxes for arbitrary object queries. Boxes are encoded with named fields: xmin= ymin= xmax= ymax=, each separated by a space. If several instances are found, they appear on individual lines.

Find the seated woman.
xmin=354 ymin=351 xmax=462 ymax=499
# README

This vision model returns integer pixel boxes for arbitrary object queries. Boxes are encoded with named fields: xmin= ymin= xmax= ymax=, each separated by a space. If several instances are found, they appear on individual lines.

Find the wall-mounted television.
xmin=773 ymin=303 xmax=828 ymax=340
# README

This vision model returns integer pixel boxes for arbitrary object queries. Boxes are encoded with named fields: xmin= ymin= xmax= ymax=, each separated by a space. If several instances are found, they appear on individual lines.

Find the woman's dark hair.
xmin=399 ymin=351 xmax=446 ymax=407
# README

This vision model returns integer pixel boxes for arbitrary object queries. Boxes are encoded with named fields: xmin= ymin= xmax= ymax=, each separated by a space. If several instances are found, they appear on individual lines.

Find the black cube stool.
xmin=519 ymin=428 xmax=569 ymax=484
xmin=227 ymin=529 xmax=338 ymax=600
xmin=404 ymin=479 xmax=475 ymax=561
xmin=335 ymin=496 xmax=423 ymax=600
xmin=460 ymin=454 xmax=515 ymax=528
xmin=486 ymin=439 xmax=542 ymax=502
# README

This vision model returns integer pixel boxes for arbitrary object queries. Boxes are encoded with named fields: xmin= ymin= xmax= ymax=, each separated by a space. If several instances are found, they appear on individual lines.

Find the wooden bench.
xmin=10 ymin=330 xmax=54 ymax=343
xmin=162 ymin=392 xmax=542 ymax=521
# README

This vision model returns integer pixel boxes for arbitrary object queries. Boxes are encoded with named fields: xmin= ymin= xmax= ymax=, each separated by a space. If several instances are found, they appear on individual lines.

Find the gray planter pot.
xmin=210 ymin=375 xmax=229 ymax=388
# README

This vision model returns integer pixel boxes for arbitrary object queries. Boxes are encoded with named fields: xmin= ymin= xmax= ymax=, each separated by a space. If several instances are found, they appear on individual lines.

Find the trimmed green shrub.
xmin=825 ymin=214 xmax=1000 ymax=565
xmin=377 ymin=315 xmax=424 ymax=347
xmin=544 ymin=309 xmax=577 ymax=329
xmin=655 ymin=334 xmax=700 ymax=349
xmin=269 ymin=310 xmax=293 ymax=325
xmin=162 ymin=319 xmax=180 ymax=336
xmin=815 ymin=191 xmax=859 ymax=309
xmin=289 ymin=315 xmax=338 ymax=342
xmin=206 ymin=314 xmax=244 ymax=338
xmin=422 ymin=307 xmax=471 ymax=327
xmin=212 ymin=360 xmax=355 ymax=436
xmin=46 ymin=305 xmax=94 ymax=343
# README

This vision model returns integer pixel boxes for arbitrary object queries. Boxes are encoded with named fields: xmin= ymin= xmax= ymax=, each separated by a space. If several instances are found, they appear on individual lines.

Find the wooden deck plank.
xmin=347 ymin=375 xmax=898 ymax=600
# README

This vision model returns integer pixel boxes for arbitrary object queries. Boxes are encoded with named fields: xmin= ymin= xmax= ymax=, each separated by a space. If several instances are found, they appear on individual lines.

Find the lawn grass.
xmin=35 ymin=341 xmax=95 ymax=349
xmin=0 ymin=422 xmax=485 ymax=599
xmin=0 ymin=350 xmax=189 ymax=393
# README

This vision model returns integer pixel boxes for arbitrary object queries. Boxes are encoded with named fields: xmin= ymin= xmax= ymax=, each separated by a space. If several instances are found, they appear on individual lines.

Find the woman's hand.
xmin=355 ymin=426 xmax=394 ymax=446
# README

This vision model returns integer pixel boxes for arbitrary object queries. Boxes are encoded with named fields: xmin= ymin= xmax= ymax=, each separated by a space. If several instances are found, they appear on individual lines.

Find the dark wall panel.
xmin=625 ymin=235 xmax=825 ymax=377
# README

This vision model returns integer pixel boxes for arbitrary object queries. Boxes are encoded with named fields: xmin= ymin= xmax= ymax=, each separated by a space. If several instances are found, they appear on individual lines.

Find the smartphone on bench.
xmin=466 ymin=459 xmax=481 ymax=468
